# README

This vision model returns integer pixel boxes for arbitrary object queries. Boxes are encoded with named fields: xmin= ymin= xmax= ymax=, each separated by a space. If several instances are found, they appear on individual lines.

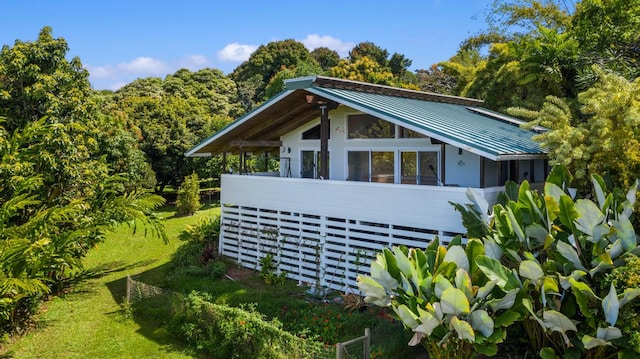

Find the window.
xmin=301 ymin=150 xmax=329 ymax=179
xmin=302 ymin=122 xmax=330 ymax=140
xmin=371 ymin=151 xmax=395 ymax=183
xmin=347 ymin=151 xmax=369 ymax=181
xmin=400 ymin=151 xmax=439 ymax=185
xmin=399 ymin=126 xmax=427 ymax=138
xmin=347 ymin=114 xmax=394 ymax=139
xmin=347 ymin=151 xmax=395 ymax=183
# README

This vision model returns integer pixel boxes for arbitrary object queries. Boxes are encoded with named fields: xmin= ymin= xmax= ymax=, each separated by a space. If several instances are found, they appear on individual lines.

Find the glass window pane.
xmin=302 ymin=122 xmax=330 ymax=140
xmin=401 ymin=151 xmax=417 ymax=184
xmin=371 ymin=151 xmax=395 ymax=183
xmin=301 ymin=151 xmax=315 ymax=178
xmin=399 ymin=126 xmax=427 ymax=138
xmin=348 ymin=114 xmax=394 ymax=139
xmin=419 ymin=152 xmax=439 ymax=185
xmin=348 ymin=151 xmax=369 ymax=181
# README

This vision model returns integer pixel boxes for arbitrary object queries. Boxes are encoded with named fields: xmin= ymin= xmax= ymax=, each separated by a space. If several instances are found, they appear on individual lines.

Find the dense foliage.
xmin=360 ymin=166 xmax=640 ymax=358
xmin=169 ymin=291 xmax=326 ymax=359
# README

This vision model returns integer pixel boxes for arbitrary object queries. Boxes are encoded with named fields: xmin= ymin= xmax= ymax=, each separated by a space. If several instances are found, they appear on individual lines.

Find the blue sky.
xmin=1 ymin=1 xmax=490 ymax=91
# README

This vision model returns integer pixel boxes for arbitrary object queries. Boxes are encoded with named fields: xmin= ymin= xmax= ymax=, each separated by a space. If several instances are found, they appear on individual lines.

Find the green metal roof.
xmin=186 ymin=76 xmax=545 ymax=161
xmin=306 ymin=86 xmax=544 ymax=161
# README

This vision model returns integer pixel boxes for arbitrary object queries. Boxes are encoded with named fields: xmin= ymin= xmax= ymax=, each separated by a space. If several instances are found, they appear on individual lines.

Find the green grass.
xmin=3 ymin=205 xmax=219 ymax=359
xmin=3 ymin=203 xmax=426 ymax=358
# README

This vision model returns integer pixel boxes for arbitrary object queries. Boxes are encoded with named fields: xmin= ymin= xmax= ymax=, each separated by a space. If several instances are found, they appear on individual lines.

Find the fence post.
xmin=336 ymin=342 xmax=342 ymax=359
xmin=364 ymin=327 xmax=370 ymax=358
xmin=126 ymin=275 xmax=131 ymax=303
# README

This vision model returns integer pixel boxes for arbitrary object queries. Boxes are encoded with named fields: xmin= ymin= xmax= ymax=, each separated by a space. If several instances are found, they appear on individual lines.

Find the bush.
xmin=176 ymin=173 xmax=201 ymax=216
xmin=169 ymin=291 xmax=326 ymax=359
xmin=604 ymin=255 xmax=640 ymax=353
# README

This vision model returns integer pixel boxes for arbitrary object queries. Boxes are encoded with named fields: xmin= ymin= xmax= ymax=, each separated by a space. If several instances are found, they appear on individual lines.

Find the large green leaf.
xmin=465 ymin=238 xmax=484 ymax=276
xmin=395 ymin=304 xmax=419 ymax=329
xmin=488 ymin=289 xmax=519 ymax=311
xmin=494 ymin=309 xmax=522 ymax=327
xmin=614 ymin=214 xmax=636 ymax=251
xmin=596 ymin=326 xmax=622 ymax=340
xmin=370 ymin=260 xmax=399 ymax=291
xmin=602 ymin=284 xmax=619 ymax=326
xmin=543 ymin=310 xmax=577 ymax=334
xmin=519 ymin=259 xmax=544 ymax=282
xmin=470 ymin=309 xmax=494 ymax=337
xmin=433 ymin=274 xmax=453 ymax=299
xmin=441 ymin=287 xmax=470 ymax=316
xmin=556 ymin=241 xmax=587 ymax=271
xmin=393 ymin=246 xmax=413 ymax=277
xmin=455 ymin=268 xmax=473 ymax=301
xmin=449 ymin=315 xmax=475 ymax=342
xmin=443 ymin=245 xmax=469 ymax=272
xmin=619 ymin=287 xmax=640 ymax=307
xmin=357 ymin=276 xmax=391 ymax=307
xmin=558 ymin=195 xmax=578 ymax=233
xmin=574 ymin=199 xmax=605 ymax=237
xmin=505 ymin=206 xmax=526 ymax=244
xmin=476 ymin=255 xmax=518 ymax=290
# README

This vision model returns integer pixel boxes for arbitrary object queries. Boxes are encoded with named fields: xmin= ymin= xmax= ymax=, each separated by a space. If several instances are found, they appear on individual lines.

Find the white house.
xmin=186 ymin=76 xmax=547 ymax=292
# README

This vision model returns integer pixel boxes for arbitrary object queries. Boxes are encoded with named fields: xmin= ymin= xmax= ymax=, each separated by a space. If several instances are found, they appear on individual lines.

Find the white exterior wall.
xmin=444 ymin=145 xmax=481 ymax=188
xmin=279 ymin=107 xmax=444 ymax=182
xmin=219 ymin=174 xmax=504 ymax=292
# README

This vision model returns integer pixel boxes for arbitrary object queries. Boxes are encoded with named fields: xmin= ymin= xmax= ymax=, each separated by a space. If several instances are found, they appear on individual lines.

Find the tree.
xmin=231 ymin=40 xmax=318 ymax=109
xmin=310 ymin=47 xmax=340 ymax=72
xmin=264 ymin=60 xmax=323 ymax=99
xmin=176 ymin=173 xmax=201 ymax=216
xmin=570 ymin=0 xmax=640 ymax=81
xmin=114 ymin=70 xmax=236 ymax=193
xmin=0 ymin=27 xmax=151 ymax=199
xmin=415 ymin=65 xmax=457 ymax=95
xmin=348 ymin=41 xmax=389 ymax=67
xmin=329 ymin=56 xmax=396 ymax=85
xmin=510 ymin=66 xmax=640 ymax=192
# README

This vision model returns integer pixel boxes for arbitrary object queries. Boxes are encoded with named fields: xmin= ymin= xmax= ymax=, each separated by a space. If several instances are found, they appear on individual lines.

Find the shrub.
xmin=176 ymin=173 xmax=201 ymax=216
xmin=169 ymin=291 xmax=326 ymax=358
xmin=604 ymin=255 xmax=640 ymax=353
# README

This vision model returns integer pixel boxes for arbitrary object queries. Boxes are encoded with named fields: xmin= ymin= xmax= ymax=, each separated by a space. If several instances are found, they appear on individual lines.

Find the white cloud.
xmin=299 ymin=34 xmax=355 ymax=58
xmin=118 ymin=57 xmax=171 ymax=75
xmin=217 ymin=43 xmax=258 ymax=62
xmin=85 ymin=55 xmax=216 ymax=91
xmin=176 ymin=54 xmax=211 ymax=70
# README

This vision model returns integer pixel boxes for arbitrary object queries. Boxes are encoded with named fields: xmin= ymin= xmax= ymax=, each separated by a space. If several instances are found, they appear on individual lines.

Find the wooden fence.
xmin=336 ymin=328 xmax=370 ymax=359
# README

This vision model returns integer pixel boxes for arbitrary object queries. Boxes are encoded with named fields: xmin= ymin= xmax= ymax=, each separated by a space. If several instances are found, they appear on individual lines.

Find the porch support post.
xmin=319 ymin=105 xmax=329 ymax=180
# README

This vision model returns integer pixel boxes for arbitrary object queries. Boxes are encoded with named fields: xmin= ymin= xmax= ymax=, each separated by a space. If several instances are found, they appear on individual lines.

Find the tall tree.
xmin=570 ymin=0 xmax=640 ymax=81
xmin=348 ymin=41 xmax=389 ymax=67
xmin=114 ymin=70 xmax=236 ymax=193
xmin=510 ymin=66 xmax=640 ymax=192
xmin=230 ymin=40 xmax=318 ymax=110
xmin=0 ymin=27 xmax=150 ymax=199
xmin=415 ymin=65 xmax=457 ymax=95
xmin=310 ymin=47 xmax=340 ymax=72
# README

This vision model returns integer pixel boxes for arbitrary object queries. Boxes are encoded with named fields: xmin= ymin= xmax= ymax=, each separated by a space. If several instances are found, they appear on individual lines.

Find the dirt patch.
xmin=224 ymin=265 xmax=257 ymax=281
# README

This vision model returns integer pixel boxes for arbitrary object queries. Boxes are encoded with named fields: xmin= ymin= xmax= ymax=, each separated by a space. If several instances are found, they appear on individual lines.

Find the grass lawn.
xmin=2 ymin=205 xmax=219 ymax=359
xmin=3 ymin=202 xmax=427 ymax=358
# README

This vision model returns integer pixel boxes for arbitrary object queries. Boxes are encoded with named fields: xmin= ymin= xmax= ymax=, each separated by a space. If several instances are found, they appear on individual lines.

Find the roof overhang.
xmin=186 ymin=76 xmax=546 ymax=161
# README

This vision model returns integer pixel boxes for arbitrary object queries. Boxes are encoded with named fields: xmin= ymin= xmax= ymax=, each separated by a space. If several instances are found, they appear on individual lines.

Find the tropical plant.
xmin=452 ymin=166 xmax=640 ymax=358
xmin=357 ymin=239 xmax=520 ymax=358
xmin=176 ymin=173 xmax=201 ymax=216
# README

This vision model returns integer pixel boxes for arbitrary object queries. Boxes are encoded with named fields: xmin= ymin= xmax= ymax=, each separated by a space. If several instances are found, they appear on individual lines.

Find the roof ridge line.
xmin=285 ymin=75 xmax=483 ymax=106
